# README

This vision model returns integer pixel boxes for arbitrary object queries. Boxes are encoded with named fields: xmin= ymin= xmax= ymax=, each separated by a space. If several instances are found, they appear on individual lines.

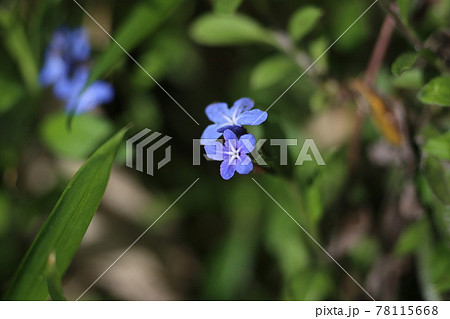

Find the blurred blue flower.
xmin=39 ymin=27 xmax=113 ymax=114
xmin=54 ymin=67 xmax=114 ymax=114
xmin=205 ymin=129 xmax=256 ymax=180
xmin=200 ymin=97 xmax=267 ymax=144
xmin=39 ymin=28 xmax=90 ymax=86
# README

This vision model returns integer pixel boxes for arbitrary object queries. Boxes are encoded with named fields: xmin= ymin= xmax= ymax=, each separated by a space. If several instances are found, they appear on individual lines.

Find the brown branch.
xmin=365 ymin=13 xmax=395 ymax=85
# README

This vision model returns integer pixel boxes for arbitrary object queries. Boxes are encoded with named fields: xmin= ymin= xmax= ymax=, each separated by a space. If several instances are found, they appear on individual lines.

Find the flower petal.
xmin=217 ymin=125 xmax=247 ymax=137
xmin=205 ymin=102 xmax=230 ymax=123
xmin=39 ymin=54 xmax=67 ymax=86
xmin=237 ymin=134 xmax=256 ymax=154
xmin=235 ymin=155 xmax=253 ymax=175
xmin=220 ymin=159 xmax=236 ymax=180
xmin=204 ymin=141 xmax=225 ymax=161
xmin=54 ymin=66 xmax=88 ymax=101
xmin=69 ymin=28 xmax=91 ymax=62
xmin=223 ymin=129 xmax=237 ymax=141
xmin=200 ymin=124 xmax=222 ymax=144
xmin=229 ymin=97 xmax=254 ymax=117
xmin=236 ymin=109 xmax=268 ymax=125
xmin=75 ymin=81 xmax=114 ymax=114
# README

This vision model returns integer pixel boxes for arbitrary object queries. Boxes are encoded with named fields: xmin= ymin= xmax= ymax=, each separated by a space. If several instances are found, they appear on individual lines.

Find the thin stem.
xmin=365 ymin=13 xmax=395 ymax=85
xmin=378 ymin=0 xmax=424 ymax=51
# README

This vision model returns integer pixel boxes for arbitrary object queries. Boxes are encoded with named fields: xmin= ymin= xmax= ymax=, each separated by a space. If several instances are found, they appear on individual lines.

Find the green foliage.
xmin=391 ymin=52 xmax=417 ymax=76
xmin=3 ymin=128 xmax=127 ymax=300
xmin=421 ymin=155 xmax=450 ymax=206
xmin=40 ymin=112 xmax=114 ymax=159
xmin=250 ymin=55 xmax=296 ymax=89
xmin=0 ymin=77 xmax=23 ymax=114
xmin=423 ymin=132 xmax=450 ymax=160
xmin=398 ymin=0 xmax=413 ymax=25
xmin=89 ymin=0 xmax=184 ymax=84
xmin=190 ymin=14 xmax=274 ymax=46
xmin=45 ymin=252 xmax=67 ymax=301
xmin=288 ymin=6 xmax=323 ymax=42
xmin=0 ymin=8 xmax=38 ymax=93
xmin=394 ymin=220 xmax=429 ymax=256
xmin=418 ymin=77 xmax=450 ymax=106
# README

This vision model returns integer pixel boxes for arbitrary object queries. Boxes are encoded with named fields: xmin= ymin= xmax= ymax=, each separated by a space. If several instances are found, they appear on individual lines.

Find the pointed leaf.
xmin=4 ymin=128 xmax=127 ymax=300
xmin=288 ymin=6 xmax=323 ymax=41
xmin=418 ymin=77 xmax=450 ymax=106
xmin=392 ymin=52 xmax=417 ymax=76
xmin=250 ymin=55 xmax=296 ymax=90
xmin=190 ymin=14 xmax=274 ymax=46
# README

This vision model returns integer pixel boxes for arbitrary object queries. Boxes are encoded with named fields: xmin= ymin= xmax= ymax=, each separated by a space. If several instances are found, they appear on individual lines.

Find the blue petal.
xmin=236 ymin=109 xmax=268 ymax=125
xmin=200 ymin=124 xmax=222 ymax=145
xmin=220 ymin=159 xmax=236 ymax=180
xmin=237 ymin=134 xmax=256 ymax=154
xmin=204 ymin=141 xmax=224 ymax=161
xmin=223 ymin=129 xmax=237 ymax=141
xmin=49 ymin=28 xmax=69 ymax=52
xmin=69 ymin=28 xmax=91 ymax=62
xmin=205 ymin=102 xmax=230 ymax=123
xmin=54 ymin=66 xmax=89 ymax=99
xmin=217 ymin=125 xmax=247 ymax=137
xmin=235 ymin=155 xmax=253 ymax=175
xmin=229 ymin=97 xmax=254 ymax=117
xmin=39 ymin=54 xmax=67 ymax=86
xmin=75 ymin=81 xmax=114 ymax=114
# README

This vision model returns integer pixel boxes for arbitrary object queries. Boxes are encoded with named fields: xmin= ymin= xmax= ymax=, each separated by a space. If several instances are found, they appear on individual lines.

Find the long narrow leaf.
xmin=3 ymin=128 xmax=127 ymax=300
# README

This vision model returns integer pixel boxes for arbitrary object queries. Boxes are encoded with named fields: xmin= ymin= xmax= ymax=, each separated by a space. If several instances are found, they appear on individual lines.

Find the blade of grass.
xmin=3 ymin=127 xmax=128 ymax=300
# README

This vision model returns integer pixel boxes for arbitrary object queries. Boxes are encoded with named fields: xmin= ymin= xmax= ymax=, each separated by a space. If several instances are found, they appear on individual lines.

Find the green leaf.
xmin=213 ymin=0 xmax=243 ymax=14
xmin=45 ymin=252 xmax=66 ymax=301
xmin=190 ymin=14 xmax=274 ymax=46
xmin=391 ymin=52 xmax=418 ymax=76
xmin=422 ymin=155 xmax=450 ymax=205
xmin=424 ymin=132 xmax=450 ymax=160
xmin=3 ymin=128 xmax=127 ymax=300
xmin=288 ymin=6 xmax=323 ymax=41
xmin=250 ymin=55 xmax=296 ymax=89
xmin=40 ymin=112 xmax=113 ymax=159
xmin=89 ymin=0 xmax=184 ymax=84
xmin=418 ymin=77 xmax=450 ymax=106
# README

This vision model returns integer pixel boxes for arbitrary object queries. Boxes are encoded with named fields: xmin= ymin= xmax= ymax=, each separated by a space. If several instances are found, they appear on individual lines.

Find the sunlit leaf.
xmin=40 ymin=112 xmax=114 ymax=159
xmin=424 ymin=132 xmax=450 ymax=160
xmin=250 ymin=55 xmax=296 ymax=90
xmin=4 ymin=128 xmax=127 ymax=300
xmin=418 ymin=77 xmax=450 ymax=106
xmin=288 ymin=6 xmax=323 ymax=41
xmin=190 ymin=14 xmax=274 ymax=46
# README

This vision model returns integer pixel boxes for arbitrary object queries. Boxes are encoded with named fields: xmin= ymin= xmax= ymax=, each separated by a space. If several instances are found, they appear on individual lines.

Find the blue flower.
xmin=39 ymin=27 xmax=113 ymax=114
xmin=200 ymin=97 xmax=267 ymax=144
xmin=39 ymin=28 xmax=90 ymax=86
xmin=54 ymin=67 xmax=114 ymax=114
xmin=204 ymin=129 xmax=256 ymax=180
